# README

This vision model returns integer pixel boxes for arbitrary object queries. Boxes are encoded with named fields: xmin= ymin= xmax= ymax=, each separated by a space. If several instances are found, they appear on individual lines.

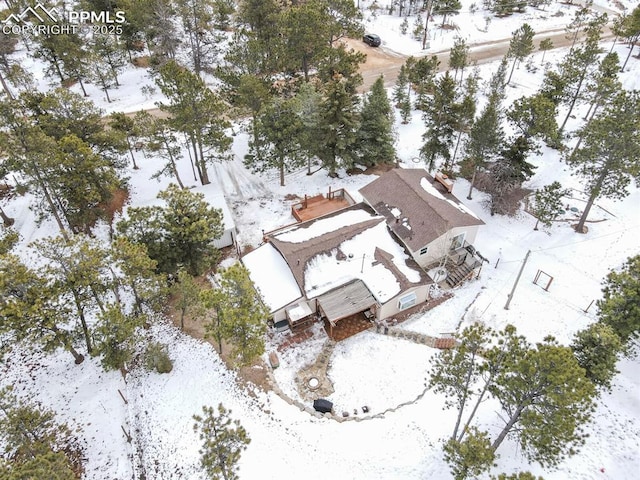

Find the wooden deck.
xmin=292 ymin=195 xmax=351 ymax=222
xmin=324 ymin=313 xmax=373 ymax=341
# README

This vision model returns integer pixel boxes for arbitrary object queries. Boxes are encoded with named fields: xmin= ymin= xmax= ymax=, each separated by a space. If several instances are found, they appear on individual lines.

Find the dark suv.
xmin=363 ymin=34 xmax=381 ymax=47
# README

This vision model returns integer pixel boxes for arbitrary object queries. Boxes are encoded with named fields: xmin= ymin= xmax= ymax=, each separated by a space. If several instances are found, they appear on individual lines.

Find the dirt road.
xmin=351 ymin=24 xmax=615 ymax=91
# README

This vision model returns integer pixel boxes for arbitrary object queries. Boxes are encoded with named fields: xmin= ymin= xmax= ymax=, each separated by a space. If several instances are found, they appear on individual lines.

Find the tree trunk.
xmin=621 ymin=39 xmax=638 ymax=72
xmin=507 ymin=59 xmax=517 ymax=85
xmin=72 ymin=292 xmax=93 ymax=354
xmin=560 ymin=71 xmax=587 ymax=132
xmin=52 ymin=325 xmax=84 ymax=364
xmin=78 ymin=76 xmax=88 ymax=97
xmin=491 ymin=403 xmax=526 ymax=452
xmin=467 ymin=164 xmax=478 ymax=200
xmin=32 ymin=166 xmax=69 ymax=241
xmin=279 ymin=163 xmax=285 ymax=186
xmin=196 ymin=135 xmax=210 ymax=185
xmin=449 ymin=130 xmax=463 ymax=170
xmin=575 ymin=162 xmax=609 ymax=234
xmin=0 ymin=205 xmax=14 ymax=226
xmin=0 ymin=71 xmax=14 ymax=99
xmin=103 ymin=85 xmax=112 ymax=103
xmin=452 ymin=351 xmax=477 ymax=440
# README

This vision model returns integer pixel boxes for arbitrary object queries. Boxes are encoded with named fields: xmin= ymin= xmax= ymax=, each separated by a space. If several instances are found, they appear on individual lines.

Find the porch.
xmin=427 ymin=241 xmax=489 ymax=289
xmin=323 ymin=312 xmax=373 ymax=342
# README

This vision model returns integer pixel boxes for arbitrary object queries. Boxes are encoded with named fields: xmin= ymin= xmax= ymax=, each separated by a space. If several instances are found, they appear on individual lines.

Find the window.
xmin=398 ymin=292 xmax=417 ymax=310
xmin=419 ymin=246 xmax=429 ymax=256
xmin=450 ymin=233 xmax=465 ymax=250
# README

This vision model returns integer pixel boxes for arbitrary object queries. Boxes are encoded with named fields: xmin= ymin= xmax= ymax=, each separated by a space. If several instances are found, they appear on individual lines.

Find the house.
xmin=359 ymin=168 xmax=485 ymax=271
xmin=242 ymin=204 xmax=432 ymax=339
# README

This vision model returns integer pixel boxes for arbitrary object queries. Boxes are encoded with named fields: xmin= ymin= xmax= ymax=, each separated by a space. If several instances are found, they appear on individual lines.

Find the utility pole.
xmin=504 ymin=250 xmax=531 ymax=310
xmin=422 ymin=0 xmax=434 ymax=50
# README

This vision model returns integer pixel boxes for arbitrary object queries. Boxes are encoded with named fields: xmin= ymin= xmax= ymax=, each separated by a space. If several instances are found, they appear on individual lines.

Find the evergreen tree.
xmin=489 ymin=337 xmax=596 ymax=467
xmin=506 ymin=24 xmax=534 ymax=85
xmin=0 ymin=254 xmax=84 ymax=364
xmin=355 ymin=76 xmax=396 ymax=167
xmin=557 ymin=18 xmax=606 ymax=133
xmin=571 ymin=322 xmax=623 ymax=390
xmin=464 ymin=88 xmax=504 ymax=200
xmin=172 ymin=269 xmax=206 ymax=330
xmin=433 ymin=0 xmax=462 ymax=26
xmin=109 ymin=236 xmax=167 ymax=317
xmin=142 ymin=115 xmax=187 ymax=189
xmin=93 ymin=303 xmax=144 ymax=371
xmin=486 ymin=136 xmax=536 ymax=216
xmin=0 ymin=29 xmax=32 ymax=99
xmin=507 ymin=93 xmax=560 ymax=147
xmin=443 ymin=427 xmax=495 ymax=480
xmin=0 ymin=387 xmax=84 ymax=479
xmin=155 ymin=61 xmax=232 ymax=186
xmin=291 ymin=82 xmax=323 ymax=175
xmin=204 ymin=264 xmax=268 ymax=367
xmin=538 ymin=38 xmax=553 ymax=65
xmin=393 ymin=64 xmax=412 ymax=124
xmin=109 ymin=112 xmax=145 ymax=170
xmin=316 ymin=74 xmax=359 ymax=176
xmin=90 ymin=33 xmax=127 ymax=87
xmin=193 ymin=403 xmax=250 ymax=480
xmin=32 ymin=235 xmax=110 ymax=355
xmin=175 ymin=0 xmax=224 ymax=77
xmin=420 ymin=72 xmax=458 ymax=171
xmin=119 ymin=0 xmax=180 ymax=61
xmin=566 ymin=90 xmax=640 ymax=233
xmin=244 ymin=97 xmax=304 ymax=186
xmin=597 ymin=255 xmax=640 ymax=350
xmin=617 ymin=5 xmax=640 ymax=71
xmin=449 ymin=71 xmax=478 ymax=170
xmin=428 ymin=323 xmax=494 ymax=441
xmin=117 ymin=184 xmax=224 ymax=276
xmin=529 ymin=181 xmax=569 ymax=230
xmin=407 ymin=55 xmax=440 ymax=110
xmin=449 ymin=36 xmax=469 ymax=84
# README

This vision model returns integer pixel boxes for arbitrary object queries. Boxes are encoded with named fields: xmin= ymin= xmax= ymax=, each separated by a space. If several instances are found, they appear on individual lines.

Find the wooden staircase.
xmin=445 ymin=262 xmax=475 ymax=288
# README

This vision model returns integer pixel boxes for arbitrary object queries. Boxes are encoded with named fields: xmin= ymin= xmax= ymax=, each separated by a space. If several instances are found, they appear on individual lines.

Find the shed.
xmin=208 ymin=193 xmax=236 ymax=249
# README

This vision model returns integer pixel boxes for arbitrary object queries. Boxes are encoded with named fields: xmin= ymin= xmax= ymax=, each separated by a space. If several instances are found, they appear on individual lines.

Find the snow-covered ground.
xmin=2 ymin=1 xmax=640 ymax=479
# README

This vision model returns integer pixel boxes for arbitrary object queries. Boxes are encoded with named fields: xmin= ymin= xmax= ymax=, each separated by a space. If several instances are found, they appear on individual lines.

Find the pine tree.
xmin=420 ymin=72 xmax=458 ymax=172
xmin=245 ymin=97 xmax=305 ymax=186
xmin=316 ymin=74 xmax=359 ymax=176
xmin=449 ymin=71 xmax=478 ymax=171
xmin=507 ymin=93 xmax=560 ymax=147
xmin=597 ymin=255 xmax=640 ymax=350
xmin=142 ymin=115 xmax=187 ymax=189
xmin=175 ymin=0 xmax=224 ymax=77
xmin=90 ymin=34 xmax=127 ymax=87
xmin=489 ymin=337 xmax=596 ymax=467
xmin=0 ymin=254 xmax=85 ymax=364
xmin=464 ymin=88 xmax=504 ymax=200
xmin=0 ymin=387 xmax=84 ymax=479
xmin=193 ymin=403 xmax=250 ymax=480
xmin=291 ymin=82 xmax=323 ymax=174
xmin=433 ymin=0 xmax=462 ymax=27
xmin=93 ymin=304 xmax=144 ymax=371
xmin=538 ymin=38 xmax=553 ymax=65
xmin=449 ymin=36 xmax=469 ymax=84
xmin=109 ymin=112 xmax=145 ymax=170
xmin=118 ymin=184 xmax=224 ymax=276
xmin=428 ymin=324 xmax=494 ymax=440
xmin=506 ymin=24 xmax=534 ymax=85
xmin=32 ymin=235 xmax=110 ymax=355
xmin=529 ymin=181 xmax=569 ymax=230
xmin=355 ymin=76 xmax=396 ymax=167
xmin=393 ymin=64 xmax=412 ymax=124
xmin=172 ymin=269 xmax=207 ymax=330
xmin=566 ymin=90 xmax=640 ymax=234
xmin=119 ymin=0 xmax=180 ymax=61
xmin=155 ymin=61 xmax=232 ymax=186
xmin=617 ymin=5 xmax=640 ymax=71
xmin=109 ymin=236 xmax=167 ymax=317
xmin=443 ymin=427 xmax=495 ymax=480
xmin=407 ymin=55 xmax=440 ymax=110
xmin=205 ymin=264 xmax=269 ymax=367
xmin=571 ymin=322 xmax=622 ymax=390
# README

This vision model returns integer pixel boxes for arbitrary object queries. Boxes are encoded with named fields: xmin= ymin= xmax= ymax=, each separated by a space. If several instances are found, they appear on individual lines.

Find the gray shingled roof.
xmin=316 ymin=279 xmax=378 ymax=324
xmin=359 ymin=169 xmax=484 ymax=251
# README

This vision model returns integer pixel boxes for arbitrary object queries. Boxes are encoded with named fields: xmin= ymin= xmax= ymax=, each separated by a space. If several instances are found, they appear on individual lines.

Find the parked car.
xmin=363 ymin=33 xmax=381 ymax=47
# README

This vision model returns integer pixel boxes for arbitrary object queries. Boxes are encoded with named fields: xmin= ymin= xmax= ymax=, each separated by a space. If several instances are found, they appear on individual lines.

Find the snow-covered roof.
xmin=205 ymin=193 xmax=235 ymax=231
xmin=359 ymin=169 xmax=484 ymax=251
xmin=267 ymin=205 xmax=428 ymax=305
xmin=242 ymin=243 xmax=302 ymax=312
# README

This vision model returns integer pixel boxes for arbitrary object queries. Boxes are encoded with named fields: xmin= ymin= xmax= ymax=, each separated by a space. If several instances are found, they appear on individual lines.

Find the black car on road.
xmin=363 ymin=33 xmax=381 ymax=47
